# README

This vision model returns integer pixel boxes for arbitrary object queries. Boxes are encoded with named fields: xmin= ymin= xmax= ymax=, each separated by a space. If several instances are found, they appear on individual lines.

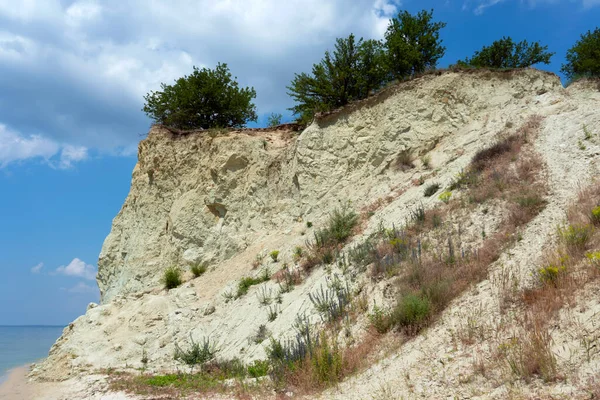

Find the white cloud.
xmin=55 ymin=258 xmax=97 ymax=280
xmin=65 ymin=0 xmax=102 ymax=27
xmin=466 ymin=0 xmax=599 ymax=13
xmin=57 ymin=145 xmax=88 ymax=169
xmin=31 ymin=262 xmax=44 ymax=274
xmin=64 ymin=281 xmax=99 ymax=294
xmin=0 ymin=124 xmax=59 ymax=167
xmin=0 ymin=124 xmax=87 ymax=168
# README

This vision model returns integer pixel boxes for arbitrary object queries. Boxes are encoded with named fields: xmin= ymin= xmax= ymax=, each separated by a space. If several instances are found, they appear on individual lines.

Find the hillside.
xmin=30 ymin=69 xmax=600 ymax=399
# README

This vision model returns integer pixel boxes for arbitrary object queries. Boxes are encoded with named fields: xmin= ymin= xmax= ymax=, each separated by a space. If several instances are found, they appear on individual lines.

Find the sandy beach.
xmin=0 ymin=365 xmax=135 ymax=400
xmin=0 ymin=366 xmax=36 ymax=400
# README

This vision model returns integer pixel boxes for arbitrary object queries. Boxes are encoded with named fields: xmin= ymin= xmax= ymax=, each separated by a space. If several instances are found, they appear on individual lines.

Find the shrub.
xmin=561 ymin=28 xmax=600 ymax=80
xmin=438 ymin=190 xmax=452 ymax=204
xmin=424 ymin=183 xmax=440 ymax=197
xmin=538 ymin=263 xmax=567 ymax=286
xmin=163 ymin=266 xmax=182 ymax=290
xmin=586 ymin=251 xmax=600 ymax=266
xmin=396 ymin=150 xmax=414 ymax=171
xmin=326 ymin=205 xmax=359 ymax=243
xmin=247 ymin=360 xmax=270 ymax=378
xmin=421 ymin=154 xmax=431 ymax=169
xmin=143 ymin=63 xmax=257 ymax=129
xmin=391 ymin=294 xmax=431 ymax=330
xmin=174 ymin=337 xmax=217 ymax=370
xmin=270 ymin=250 xmax=280 ymax=262
xmin=558 ymin=224 xmax=592 ymax=250
xmin=236 ymin=269 xmax=270 ymax=298
xmin=369 ymin=304 xmax=393 ymax=334
xmin=311 ymin=333 xmax=343 ymax=384
xmin=190 ymin=261 xmax=208 ymax=277
xmin=293 ymin=246 xmax=303 ymax=261
xmin=456 ymin=37 xmax=553 ymax=69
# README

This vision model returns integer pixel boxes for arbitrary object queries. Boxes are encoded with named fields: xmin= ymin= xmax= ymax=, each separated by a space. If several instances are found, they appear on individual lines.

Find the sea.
xmin=0 ymin=326 xmax=65 ymax=384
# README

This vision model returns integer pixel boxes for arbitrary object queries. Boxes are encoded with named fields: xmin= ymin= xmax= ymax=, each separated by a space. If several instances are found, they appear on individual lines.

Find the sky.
xmin=0 ymin=0 xmax=598 ymax=326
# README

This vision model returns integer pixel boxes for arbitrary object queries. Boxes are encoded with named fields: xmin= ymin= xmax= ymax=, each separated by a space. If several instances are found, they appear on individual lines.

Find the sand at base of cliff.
xmin=0 ymin=366 xmax=136 ymax=400
xmin=0 ymin=366 xmax=36 ymax=400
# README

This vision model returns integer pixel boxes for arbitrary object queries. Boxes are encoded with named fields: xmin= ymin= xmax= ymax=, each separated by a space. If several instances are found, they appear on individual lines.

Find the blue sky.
xmin=0 ymin=0 xmax=598 ymax=325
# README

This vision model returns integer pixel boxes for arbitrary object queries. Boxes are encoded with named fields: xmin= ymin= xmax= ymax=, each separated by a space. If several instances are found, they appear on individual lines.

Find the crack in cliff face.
xmin=96 ymin=69 xmax=564 ymax=303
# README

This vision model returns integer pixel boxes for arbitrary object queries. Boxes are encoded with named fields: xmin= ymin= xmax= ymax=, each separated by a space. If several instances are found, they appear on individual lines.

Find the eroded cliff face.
xmin=32 ymin=69 xmax=600 ymax=400
xmin=97 ymin=69 xmax=562 ymax=302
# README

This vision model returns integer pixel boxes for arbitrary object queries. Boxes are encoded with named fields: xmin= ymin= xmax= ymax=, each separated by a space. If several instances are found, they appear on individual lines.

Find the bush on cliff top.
xmin=456 ymin=37 xmax=553 ymax=69
xmin=562 ymin=27 xmax=600 ymax=80
xmin=143 ymin=63 xmax=257 ymax=130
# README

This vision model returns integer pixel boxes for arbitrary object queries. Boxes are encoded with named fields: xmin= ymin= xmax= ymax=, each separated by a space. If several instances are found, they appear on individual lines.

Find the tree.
xmin=561 ymin=28 xmax=600 ymax=80
xmin=287 ymin=34 xmax=388 ymax=123
xmin=267 ymin=113 xmax=283 ymax=127
xmin=384 ymin=9 xmax=447 ymax=78
xmin=457 ymin=37 xmax=554 ymax=69
xmin=143 ymin=63 xmax=257 ymax=130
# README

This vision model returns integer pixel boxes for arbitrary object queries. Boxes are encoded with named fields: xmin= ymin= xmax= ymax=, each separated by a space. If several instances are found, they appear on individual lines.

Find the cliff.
xmin=32 ymin=70 xmax=600 ymax=400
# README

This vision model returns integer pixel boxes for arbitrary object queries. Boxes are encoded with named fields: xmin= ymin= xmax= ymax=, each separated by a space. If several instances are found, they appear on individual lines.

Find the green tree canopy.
xmin=143 ymin=63 xmax=257 ymax=130
xmin=561 ymin=28 xmax=600 ymax=80
xmin=384 ymin=9 xmax=447 ymax=78
xmin=287 ymin=34 xmax=388 ymax=123
xmin=457 ymin=37 xmax=554 ymax=69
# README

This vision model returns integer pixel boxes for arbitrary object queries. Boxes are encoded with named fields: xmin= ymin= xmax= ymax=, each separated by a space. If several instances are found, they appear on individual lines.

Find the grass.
xmin=190 ymin=261 xmax=208 ymax=277
xmin=174 ymin=337 xmax=217 ymax=371
xmin=558 ymin=224 xmax=592 ymax=250
xmin=423 ymin=183 xmax=440 ymax=197
xmin=497 ymin=319 xmax=557 ymax=382
xmin=236 ymin=268 xmax=271 ymax=298
xmin=270 ymin=250 xmax=280 ymax=262
xmin=109 ymin=357 xmax=270 ymax=398
xmin=300 ymin=204 xmax=358 ymax=272
xmin=163 ymin=266 xmax=182 ymax=290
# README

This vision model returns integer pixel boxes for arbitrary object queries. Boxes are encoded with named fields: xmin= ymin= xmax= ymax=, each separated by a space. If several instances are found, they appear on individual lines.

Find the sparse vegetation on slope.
xmin=162 ymin=266 xmax=182 ymax=290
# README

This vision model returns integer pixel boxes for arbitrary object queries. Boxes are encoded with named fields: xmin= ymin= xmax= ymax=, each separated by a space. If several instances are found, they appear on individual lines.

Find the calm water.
xmin=0 ymin=326 xmax=64 ymax=382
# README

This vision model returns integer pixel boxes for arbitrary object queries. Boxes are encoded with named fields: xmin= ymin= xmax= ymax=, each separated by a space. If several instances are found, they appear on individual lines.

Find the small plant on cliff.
xmin=190 ymin=261 xmax=208 ymax=277
xmin=236 ymin=268 xmax=271 ymax=298
xmin=174 ymin=337 xmax=217 ymax=371
xmin=424 ymin=183 xmax=440 ymax=197
xmin=143 ymin=63 xmax=257 ymax=129
xmin=163 ymin=266 xmax=182 ymax=290
xmin=270 ymin=250 xmax=280 ymax=262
